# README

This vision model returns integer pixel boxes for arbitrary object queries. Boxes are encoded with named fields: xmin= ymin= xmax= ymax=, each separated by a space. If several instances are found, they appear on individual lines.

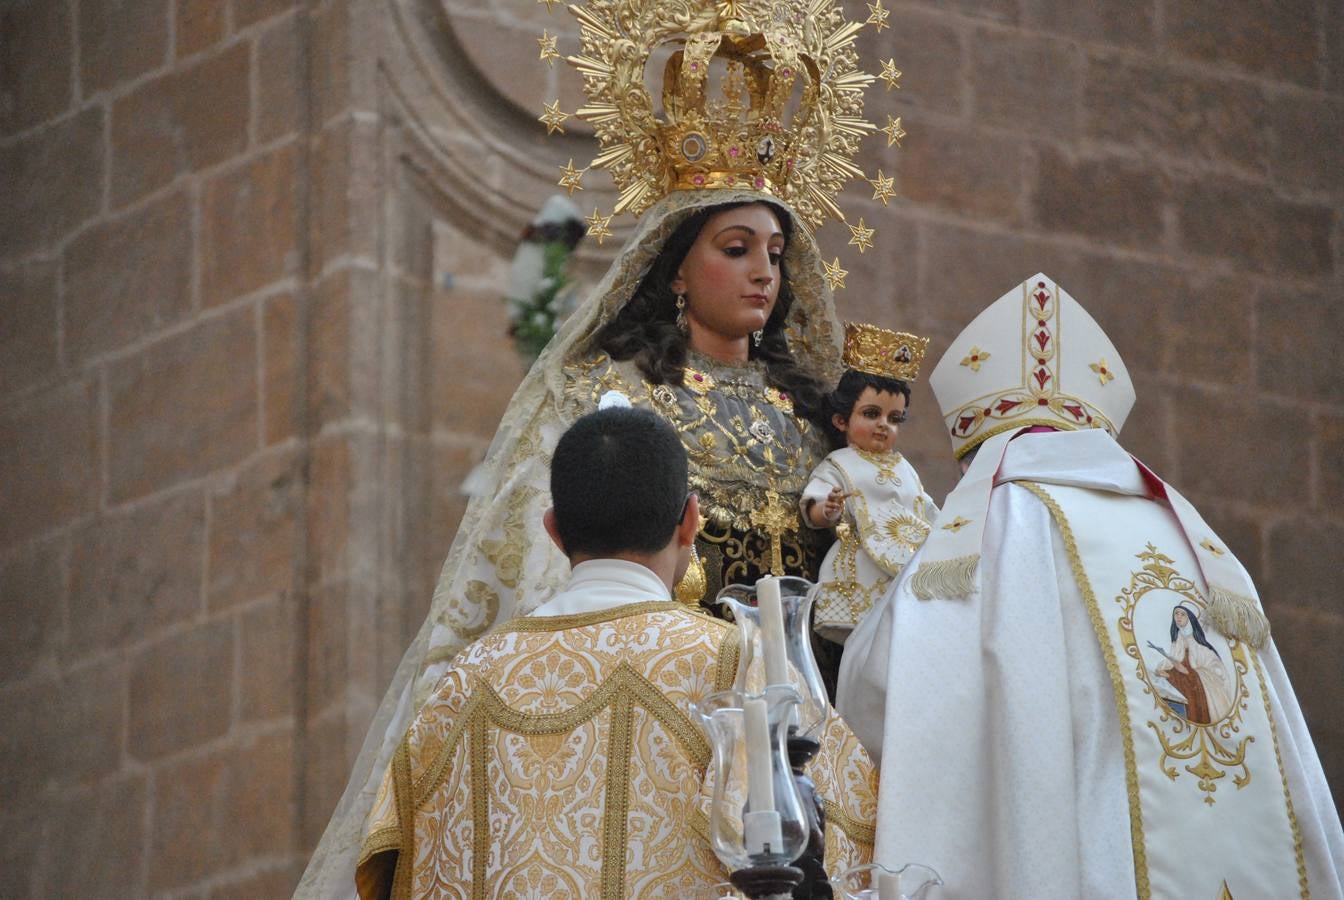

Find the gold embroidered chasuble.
xmin=357 ymin=602 xmax=877 ymax=900
xmin=564 ymin=352 xmax=832 ymax=601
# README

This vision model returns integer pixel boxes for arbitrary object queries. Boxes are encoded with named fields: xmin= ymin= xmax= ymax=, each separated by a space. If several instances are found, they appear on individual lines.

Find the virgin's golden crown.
xmin=843 ymin=322 xmax=929 ymax=382
xmin=552 ymin=0 xmax=890 ymax=233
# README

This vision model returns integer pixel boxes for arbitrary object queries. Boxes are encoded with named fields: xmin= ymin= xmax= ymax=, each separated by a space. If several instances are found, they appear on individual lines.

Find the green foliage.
xmin=509 ymin=242 xmax=573 ymax=364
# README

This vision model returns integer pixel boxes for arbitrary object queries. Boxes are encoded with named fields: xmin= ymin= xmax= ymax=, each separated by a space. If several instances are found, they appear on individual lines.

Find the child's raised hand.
xmin=822 ymin=486 xmax=847 ymax=523
xmin=806 ymin=486 xmax=851 ymax=527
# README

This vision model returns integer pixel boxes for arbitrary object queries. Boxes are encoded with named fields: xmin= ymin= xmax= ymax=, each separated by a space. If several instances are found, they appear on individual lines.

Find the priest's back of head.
xmin=549 ymin=405 xmax=688 ymax=560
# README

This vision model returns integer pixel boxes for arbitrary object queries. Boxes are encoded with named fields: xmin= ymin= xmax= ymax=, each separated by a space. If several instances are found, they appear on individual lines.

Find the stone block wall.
xmin=845 ymin=0 xmax=1344 ymax=786
xmin=0 ymin=0 xmax=1339 ymax=896
xmin=0 ymin=0 xmax=352 ymax=895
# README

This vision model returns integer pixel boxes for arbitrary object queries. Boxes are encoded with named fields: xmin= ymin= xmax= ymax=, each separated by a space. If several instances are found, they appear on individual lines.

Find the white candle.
xmin=744 ymin=697 xmax=776 ymax=812
xmin=756 ymin=576 xmax=789 ymax=687
xmin=743 ymin=696 xmax=783 ymax=856
xmin=877 ymin=871 xmax=901 ymax=900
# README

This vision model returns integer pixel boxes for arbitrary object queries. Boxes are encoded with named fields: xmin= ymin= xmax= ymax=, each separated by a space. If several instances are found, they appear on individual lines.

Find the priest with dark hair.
xmin=357 ymin=406 xmax=877 ymax=899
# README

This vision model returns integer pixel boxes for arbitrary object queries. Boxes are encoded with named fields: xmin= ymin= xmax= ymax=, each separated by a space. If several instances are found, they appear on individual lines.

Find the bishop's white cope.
xmin=837 ymin=429 xmax=1344 ymax=900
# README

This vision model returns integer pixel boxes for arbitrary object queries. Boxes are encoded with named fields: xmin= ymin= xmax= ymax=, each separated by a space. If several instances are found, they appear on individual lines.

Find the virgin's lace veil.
xmin=295 ymin=187 xmax=844 ymax=897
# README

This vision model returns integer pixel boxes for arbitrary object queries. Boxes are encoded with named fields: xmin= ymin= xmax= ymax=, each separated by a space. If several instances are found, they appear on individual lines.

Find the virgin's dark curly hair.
xmin=823 ymin=368 xmax=911 ymax=449
xmin=586 ymin=200 xmax=829 ymax=427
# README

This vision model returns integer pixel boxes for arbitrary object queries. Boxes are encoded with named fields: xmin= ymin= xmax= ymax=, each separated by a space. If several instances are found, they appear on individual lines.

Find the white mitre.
xmin=928 ymin=272 xmax=1135 ymax=460
xmin=912 ymin=273 xmax=1269 ymax=647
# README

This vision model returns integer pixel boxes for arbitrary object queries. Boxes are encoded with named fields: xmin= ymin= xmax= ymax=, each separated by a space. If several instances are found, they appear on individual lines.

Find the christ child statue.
xmin=802 ymin=324 xmax=939 ymax=643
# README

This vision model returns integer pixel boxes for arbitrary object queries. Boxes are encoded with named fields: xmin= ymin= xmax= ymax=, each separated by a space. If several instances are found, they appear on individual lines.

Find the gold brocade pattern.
xmin=563 ymin=351 xmax=831 ymax=602
xmin=478 ymin=486 xmax=539 ymax=589
xmin=357 ymin=605 xmax=874 ymax=899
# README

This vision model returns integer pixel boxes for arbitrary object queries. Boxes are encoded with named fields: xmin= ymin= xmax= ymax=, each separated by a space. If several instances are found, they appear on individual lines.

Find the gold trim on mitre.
xmin=928 ymin=274 xmax=1136 ymax=460
xmin=558 ymin=0 xmax=884 ymax=231
xmin=843 ymin=322 xmax=929 ymax=382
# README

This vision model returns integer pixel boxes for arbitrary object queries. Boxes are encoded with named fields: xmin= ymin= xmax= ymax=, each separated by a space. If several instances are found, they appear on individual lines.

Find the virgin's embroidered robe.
xmin=358 ymin=601 xmax=878 ymax=900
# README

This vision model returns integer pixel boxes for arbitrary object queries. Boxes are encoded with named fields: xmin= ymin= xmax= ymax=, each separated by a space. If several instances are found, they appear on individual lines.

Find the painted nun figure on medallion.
xmin=837 ymin=274 xmax=1344 ymax=899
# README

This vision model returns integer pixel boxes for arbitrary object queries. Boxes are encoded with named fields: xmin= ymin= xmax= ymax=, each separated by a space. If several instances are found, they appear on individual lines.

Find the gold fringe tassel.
xmin=1205 ymin=585 xmax=1271 ymax=649
xmin=910 ymin=554 xmax=980 ymax=600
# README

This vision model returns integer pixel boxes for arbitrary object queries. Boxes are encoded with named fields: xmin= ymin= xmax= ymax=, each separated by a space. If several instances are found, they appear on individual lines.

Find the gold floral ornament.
xmin=1090 ymin=357 xmax=1116 ymax=385
xmin=763 ymin=385 xmax=794 ymax=413
xmin=822 ymin=257 xmax=848 ymax=291
xmin=848 ymin=218 xmax=875 ymax=253
xmin=537 ymin=30 xmax=560 ymax=63
xmin=959 ymin=346 xmax=990 ymax=372
xmin=868 ymin=169 xmax=896 ymax=205
xmin=878 ymin=58 xmax=901 ymax=90
xmin=584 ymin=208 xmax=613 ymax=244
xmin=554 ymin=0 xmax=882 ymax=232
xmin=942 ymin=516 xmax=971 ymax=532
xmin=538 ymin=99 xmax=570 ymax=135
xmin=557 ymin=159 xmax=586 ymax=194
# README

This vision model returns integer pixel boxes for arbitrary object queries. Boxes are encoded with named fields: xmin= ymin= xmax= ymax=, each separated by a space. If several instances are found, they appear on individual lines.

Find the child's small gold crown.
xmin=843 ymin=322 xmax=930 ymax=382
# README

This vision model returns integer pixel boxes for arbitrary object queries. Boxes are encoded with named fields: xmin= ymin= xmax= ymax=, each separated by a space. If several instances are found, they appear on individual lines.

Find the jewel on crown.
xmin=559 ymin=0 xmax=884 ymax=233
xmin=843 ymin=322 xmax=930 ymax=383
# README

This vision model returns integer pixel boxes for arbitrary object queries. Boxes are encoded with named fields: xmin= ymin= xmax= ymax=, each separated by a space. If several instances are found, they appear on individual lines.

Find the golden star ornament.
xmin=585 ymin=208 xmax=613 ymax=244
xmin=879 ymin=59 xmax=902 ymax=90
xmin=538 ymin=100 xmax=569 ymax=135
xmin=848 ymin=218 xmax=876 ymax=254
xmin=536 ymin=0 xmax=560 ymax=10
xmin=822 ymin=257 xmax=849 ymax=291
xmin=866 ymin=0 xmax=890 ymax=32
xmin=868 ymin=170 xmax=896 ymax=205
xmin=882 ymin=115 xmax=906 ymax=148
xmin=557 ymin=159 xmax=586 ymax=194
xmin=537 ymin=31 xmax=560 ymax=64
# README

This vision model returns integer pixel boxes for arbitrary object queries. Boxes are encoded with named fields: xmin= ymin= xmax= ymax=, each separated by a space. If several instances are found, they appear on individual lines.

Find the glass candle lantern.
xmin=692 ymin=685 xmax=810 ymax=871
xmin=831 ymin=862 xmax=943 ymax=900
xmin=717 ymin=575 xmax=829 ymax=736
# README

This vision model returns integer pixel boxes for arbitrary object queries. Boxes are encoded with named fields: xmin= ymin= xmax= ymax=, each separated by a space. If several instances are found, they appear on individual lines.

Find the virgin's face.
xmin=1173 ymin=608 xmax=1189 ymax=628
xmin=670 ymin=204 xmax=785 ymax=344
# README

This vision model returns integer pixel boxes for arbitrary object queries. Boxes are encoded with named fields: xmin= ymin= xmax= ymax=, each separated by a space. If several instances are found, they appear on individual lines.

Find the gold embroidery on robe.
xmin=358 ymin=603 xmax=875 ymax=900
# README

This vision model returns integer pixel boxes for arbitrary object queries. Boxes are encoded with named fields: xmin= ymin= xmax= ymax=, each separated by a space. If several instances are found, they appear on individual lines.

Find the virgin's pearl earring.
xmin=675 ymin=293 xmax=688 ymax=334
xmin=752 ymin=329 xmax=763 ymax=347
